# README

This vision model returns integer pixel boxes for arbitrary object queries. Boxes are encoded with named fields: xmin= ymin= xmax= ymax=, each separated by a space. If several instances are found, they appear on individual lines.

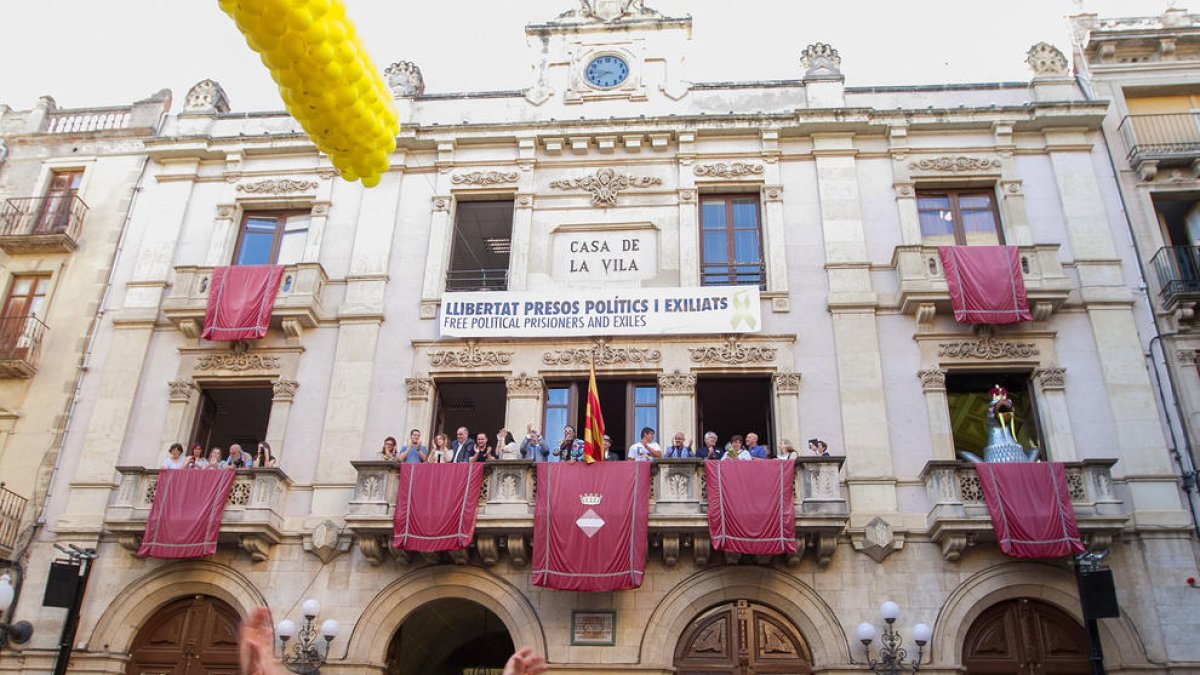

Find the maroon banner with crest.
xmin=138 ymin=469 xmax=236 ymax=559
xmin=533 ymin=462 xmax=650 ymax=591
xmin=976 ymin=462 xmax=1085 ymax=559
xmin=392 ymin=463 xmax=485 ymax=552
xmin=705 ymin=460 xmax=797 ymax=554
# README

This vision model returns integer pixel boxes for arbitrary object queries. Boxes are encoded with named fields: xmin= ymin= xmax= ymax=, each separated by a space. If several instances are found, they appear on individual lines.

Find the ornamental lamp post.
xmin=276 ymin=599 xmax=339 ymax=674
xmin=0 ymin=573 xmax=33 ymax=648
xmin=855 ymin=601 xmax=931 ymax=674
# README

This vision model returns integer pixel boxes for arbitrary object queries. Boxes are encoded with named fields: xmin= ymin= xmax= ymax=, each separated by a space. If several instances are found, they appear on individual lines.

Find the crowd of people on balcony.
xmin=160 ymin=441 xmax=277 ymax=470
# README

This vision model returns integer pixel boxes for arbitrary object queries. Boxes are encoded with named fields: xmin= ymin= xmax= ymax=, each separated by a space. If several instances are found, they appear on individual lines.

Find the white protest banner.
xmin=439 ymin=286 xmax=761 ymax=337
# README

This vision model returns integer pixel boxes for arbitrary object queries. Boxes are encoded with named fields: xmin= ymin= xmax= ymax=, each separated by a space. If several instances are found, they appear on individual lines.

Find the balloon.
xmin=361 ymin=173 xmax=380 ymax=188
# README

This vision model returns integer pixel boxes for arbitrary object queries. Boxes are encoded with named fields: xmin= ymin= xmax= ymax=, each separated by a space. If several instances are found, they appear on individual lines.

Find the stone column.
xmin=419 ymin=194 xmax=454 ymax=317
xmin=205 ymin=204 xmax=239 ymax=266
xmin=505 ymin=374 xmax=544 ymax=438
xmin=264 ymin=379 xmax=298 ymax=459
xmin=918 ymin=369 xmax=956 ymax=461
xmin=404 ymin=378 xmax=435 ymax=439
xmin=995 ymin=123 xmax=1034 ymax=247
xmin=772 ymin=371 xmax=802 ymax=450
xmin=1031 ymin=366 xmax=1077 ymax=461
xmin=160 ymin=379 xmax=197 ymax=450
xmin=761 ymin=184 xmax=788 ymax=295
xmin=658 ymin=370 xmax=697 ymax=444
xmin=677 ymin=133 xmax=699 ymax=286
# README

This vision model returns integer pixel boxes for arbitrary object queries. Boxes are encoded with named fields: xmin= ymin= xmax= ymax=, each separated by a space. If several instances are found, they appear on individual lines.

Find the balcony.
xmin=0 ymin=483 xmax=28 ymax=558
xmin=0 ymin=316 xmax=48 ymax=378
xmin=446 ymin=268 xmax=509 ymax=292
xmin=0 ymin=195 xmax=87 ymax=254
xmin=920 ymin=459 xmax=1126 ymax=561
xmin=1119 ymin=113 xmax=1200 ymax=178
xmin=1151 ymin=245 xmax=1200 ymax=313
xmin=345 ymin=457 xmax=848 ymax=568
xmin=162 ymin=263 xmax=328 ymax=339
xmin=891 ymin=243 xmax=1071 ymax=320
xmin=105 ymin=467 xmax=292 ymax=561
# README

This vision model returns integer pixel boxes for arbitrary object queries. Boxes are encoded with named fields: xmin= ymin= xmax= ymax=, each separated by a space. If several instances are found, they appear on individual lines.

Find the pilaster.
xmin=917 ymin=369 xmax=955 ymax=460
xmin=772 ymin=371 xmax=802 ymax=451
xmin=404 ymin=378 xmax=435 ymax=440
xmin=265 ymin=379 xmax=298 ymax=458
xmin=160 ymin=379 xmax=197 ymax=451
xmin=1032 ymin=366 xmax=1077 ymax=461
xmin=658 ymin=370 xmax=696 ymax=443
xmin=505 ymin=374 xmax=545 ymax=436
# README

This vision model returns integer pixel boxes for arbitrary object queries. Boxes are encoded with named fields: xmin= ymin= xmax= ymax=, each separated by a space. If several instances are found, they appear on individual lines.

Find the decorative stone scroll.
xmin=195 ymin=352 xmax=281 ymax=372
xmin=937 ymin=339 xmax=1038 ymax=361
xmin=772 ymin=371 xmax=802 ymax=394
xmin=167 ymin=379 xmax=195 ymax=401
xmin=429 ymin=341 xmax=513 ymax=369
xmin=272 ymin=379 xmax=299 ymax=401
xmin=406 ymin=378 xmax=434 ymax=399
xmin=658 ymin=369 xmax=696 ymax=394
xmin=693 ymin=162 xmax=764 ymax=178
xmin=1035 ymin=367 xmax=1066 ymax=390
xmin=917 ymin=368 xmax=947 ymax=391
xmin=451 ymin=170 xmax=519 ymax=185
xmin=549 ymin=167 xmax=663 ymax=207
xmin=908 ymin=157 xmax=1001 ymax=173
xmin=236 ymin=178 xmax=319 ymax=194
xmin=542 ymin=339 xmax=662 ymax=366
xmin=506 ymin=373 xmax=545 ymax=398
xmin=1026 ymin=41 xmax=1069 ymax=77
xmin=688 ymin=336 xmax=777 ymax=365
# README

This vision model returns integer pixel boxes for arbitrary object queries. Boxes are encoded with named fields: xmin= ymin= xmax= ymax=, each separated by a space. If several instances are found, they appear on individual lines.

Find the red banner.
xmin=939 ymin=246 xmax=1032 ymax=324
xmin=392 ymin=463 xmax=485 ymax=552
xmin=138 ymin=469 xmax=236 ymax=559
xmin=533 ymin=462 xmax=650 ymax=591
xmin=976 ymin=462 xmax=1086 ymax=559
xmin=705 ymin=460 xmax=797 ymax=555
xmin=201 ymin=265 xmax=284 ymax=341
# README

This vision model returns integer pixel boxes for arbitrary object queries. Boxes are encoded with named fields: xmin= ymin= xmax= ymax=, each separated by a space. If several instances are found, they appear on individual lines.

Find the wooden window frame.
xmin=699 ymin=194 xmax=765 ymax=288
xmin=230 ymin=209 xmax=310 ymax=266
xmin=2 ymin=274 xmax=51 ymax=320
xmin=543 ymin=380 xmax=659 ymax=448
xmin=916 ymin=188 xmax=1004 ymax=246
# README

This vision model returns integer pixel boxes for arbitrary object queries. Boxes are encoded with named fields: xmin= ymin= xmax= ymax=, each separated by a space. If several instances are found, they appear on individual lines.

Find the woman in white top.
xmin=776 ymin=439 xmax=800 ymax=461
xmin=428 ymin=433 xmax=454 ymax=463
xmin=184 ymin=444 xmax=208 ymax=469
xmin=496 ymin=429 xmax=521 ymax=460
xmin=161 ymin=443 xmax=187 ymax=470
xmin=721 ymin=435 xmax=754 ymax=461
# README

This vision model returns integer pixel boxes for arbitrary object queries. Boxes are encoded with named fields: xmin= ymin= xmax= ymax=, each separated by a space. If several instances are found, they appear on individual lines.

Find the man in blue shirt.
xmin=745 ymin=432 xmax=768 ymax=459
xmin=397 ymin=428 xmax=427 ymax=463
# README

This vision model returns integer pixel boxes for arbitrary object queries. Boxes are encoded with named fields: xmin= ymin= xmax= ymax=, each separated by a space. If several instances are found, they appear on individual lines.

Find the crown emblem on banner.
xmin=579 ymin=493 xmax=603 ymax=506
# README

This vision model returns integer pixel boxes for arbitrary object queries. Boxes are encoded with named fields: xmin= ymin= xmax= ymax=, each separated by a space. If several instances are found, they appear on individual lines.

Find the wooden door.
xmin=127 ymin=595 xmax=241 ymax=675
xmin=674 ymin=599 xmax=813 ymax=674
xmin=962 ymin=598 xmax=1091 ymax=674
xmin=35 ymin=170 xmax=82 ymax=234
xmin=0 ymin=276 xmax=49 ymax=357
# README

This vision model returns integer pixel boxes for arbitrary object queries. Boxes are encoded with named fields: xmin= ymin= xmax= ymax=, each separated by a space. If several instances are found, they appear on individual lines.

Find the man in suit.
xmin=451 ymin=426 xmax=476 ymax=463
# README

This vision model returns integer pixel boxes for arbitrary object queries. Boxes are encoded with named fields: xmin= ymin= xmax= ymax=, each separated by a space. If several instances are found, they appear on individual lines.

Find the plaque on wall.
xmin=571 ymin=610 xmax=616 ymax=646
xmin=551 ymin=224 xmax=657 ymax=283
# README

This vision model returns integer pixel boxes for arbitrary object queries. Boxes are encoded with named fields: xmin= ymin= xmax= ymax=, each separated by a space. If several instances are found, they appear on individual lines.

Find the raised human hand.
xmin=503 ymin=647 xmax=547 ymax=675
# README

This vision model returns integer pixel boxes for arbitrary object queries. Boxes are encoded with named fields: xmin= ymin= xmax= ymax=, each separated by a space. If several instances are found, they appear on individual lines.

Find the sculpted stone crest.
xmin=801 ymin=43 xmax=842 ymax=79
xmin=937 ymin=339 xmax=1039 ymax=360
xmin=183 ymin=79 xmax=231 ymax=114
xmin=554 ymin=0 xmax=661 ymax=23
xmin=543 ymin=339 xmax=662 ymax=366
xmin=1026 ymin=41 xmax=1069 ymax=77
xmin=385 ymin=61 xmax=425 ymax=97
xmin=689 ymin=336 xmax=777 ymax=365
xmin=195 ymin=351 xmax=280 ymax=372
xmin=549 ymin=168 xmax=662 ymax=207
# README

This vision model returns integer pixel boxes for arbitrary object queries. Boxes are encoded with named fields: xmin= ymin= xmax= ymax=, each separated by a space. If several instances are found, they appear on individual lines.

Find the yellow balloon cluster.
xmin=219 ymin=0 xmax=399 ymax=187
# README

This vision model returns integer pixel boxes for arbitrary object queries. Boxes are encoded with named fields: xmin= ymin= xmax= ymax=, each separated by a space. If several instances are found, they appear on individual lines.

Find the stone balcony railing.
xmin=104 ymin=467 xmax=291 ymax=561
xmin=919 ymin=459 xmax=1126 ymax=561
xmin=161 ymin=263 xmax=328 ymax=339
xmin=891 ymin=243 xmax=1071 ymax=321
xmin=345 ymin=457 xmax=848 ymax=569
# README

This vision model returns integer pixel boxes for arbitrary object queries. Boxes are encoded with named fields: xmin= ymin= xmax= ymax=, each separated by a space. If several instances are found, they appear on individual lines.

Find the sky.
xmin=0 ymin=0 xmax=1179 ymax=114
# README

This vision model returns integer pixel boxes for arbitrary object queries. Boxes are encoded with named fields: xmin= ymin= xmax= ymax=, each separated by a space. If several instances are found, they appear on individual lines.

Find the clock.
xmin=584 ymin=55 xmax=630 ymax=89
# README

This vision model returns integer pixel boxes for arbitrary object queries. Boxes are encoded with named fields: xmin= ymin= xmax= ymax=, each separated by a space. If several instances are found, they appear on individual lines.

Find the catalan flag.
xmin=583 ymin=358 xmax=606 ymax=464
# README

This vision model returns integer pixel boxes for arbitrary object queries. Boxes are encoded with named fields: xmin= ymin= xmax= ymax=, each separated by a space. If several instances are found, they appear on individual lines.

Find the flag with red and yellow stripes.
xmin=583 ymin=358 xmax=605 ymax=464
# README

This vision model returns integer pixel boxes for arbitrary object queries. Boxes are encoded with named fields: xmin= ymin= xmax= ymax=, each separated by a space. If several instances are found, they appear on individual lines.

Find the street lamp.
xmin=855 ymin=601 xmax=931 ymax=674
xmin=0 ymin=573 xmax=33 ymax=647
xmin=276 ymin=599 xmax=339 ymax=674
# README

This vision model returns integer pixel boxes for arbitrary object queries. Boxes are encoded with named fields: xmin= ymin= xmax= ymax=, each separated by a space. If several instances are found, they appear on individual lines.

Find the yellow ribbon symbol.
xmin=729 ymin=292 xmax=756 ymax=330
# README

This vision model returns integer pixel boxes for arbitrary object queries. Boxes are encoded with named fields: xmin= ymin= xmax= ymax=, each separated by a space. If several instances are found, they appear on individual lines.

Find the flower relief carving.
xmin=658 ymin=369 xmax=696 ymax=394
xmin=183 ymin=79 xmax=230 ymax=114
xmin=272 ymin=379 xmax=299 ymax=401
xmin=195 ymin=343 xmax=281 ymax=372
xmin=1026 ymin=41 xmax=1069 ymax=77
xmin=693 ymin=162 xmax=764 ymax=179
xmin=772 ymin=371 xmax=801 ymax=394
xmin=937 ymin=338 xmax=1039 ymax=360
xmin=549 ymin=167 xmax=663 ymax=207
xmin=361 ymin=475 xmax=382 ymax=501
xmin=665 ymin=472 xmax=691 ymax=501
xmin=406 ymin=378 xmax=434 ymax=400
xmin=689 ymin=336 xmax=777 ymax=365
xmin=236 ymin=178 xmax=319 ymax=194
xmin=809 ymin=462 xmax=838 ymax=499
xmin=1035 ymin=366 xmax=1066 ymax=390
xmin=429 ymin=341 xmax=514 ymax=369
xmin=167 ymin=379 xmax=195 ymax=401
xmin=451 ymin=170 xmax=520 ymax=186
xmin=384 ymin=60 xmax=425 ymax=97
xmin=498 ymin=471 xmax=521 ymax=500
xmin=543 ymin=338 xmax=662 ymax=366
xmin=918 ymin=368 xmax=947 ymax=391
xmin=506 ymin=373 xmax=545 ymax=398
xmin=908 ymin=156 xmax=1002 ymax=173
xmin=800 ymin=42 xmax=842 ymax=79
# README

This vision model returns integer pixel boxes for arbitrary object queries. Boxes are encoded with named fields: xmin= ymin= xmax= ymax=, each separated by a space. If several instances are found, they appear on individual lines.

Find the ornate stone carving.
xmin=772 ymin=371 xmax=801 ymax=394
xmin=429 ymin=341 xmax=513 ymax=369
xmin=661 ymin=533 xmax=680 ymax=567
xmin=184 ymin=79 xmax=230 ymax=114
xmin=855 ymin=516 xmax=898 ymax=563
xmin=694 ymin=535 xmax=710 ymax=567
xmin=813 ymin=532 xmax=837 ymax=568
xmin=693 ymin=162 xmax=764 ymax=178
xmin=918 ymin=368 xmax=947 ymax=391
xmin=451 ymin=170 xmax=519 ymax=185
xmin=543 ymin=339 xmax=662 ymax=366
xmin=784 ymin=537 xmax=807 ymax=567
xmin=908 ymin=156 xmax=1001 ymax=173
xmin=801 ymin=43 xmax=842 ymax=78
xmin=506 ymin=373 xmax=545 ymax=398
xmin=507 ymin=534 xmax=528 ymax=568
xmin=1035 ymin=366 xmax=1066 ymax=390
xmin=236 ymin=178 xmax=318 ymax=194
xmin=553 ymin=0 xmax=662 ymax=23
xmin=549 ymin=167 xmax=663 ymax=207
xmin=406 ymin=377 xmax=434 ymax=400
xmin=1026 ymin=41 xmax=1069 ymax=77
xmin=477 ymin=535 xmax=499 ymax=566
xmin=940 ymin=533 xmax=973 ymax=562
xmin=358 ymin=534 xmax=387 ymax=566
xmin=658 ymin=369 xmax=696 ymax=394
xmin=167 ymin=379 xmax=195 ymax=401
xmin=689 ymin=336 xmax=777 ymax=365
xmin=937 ymin=339 xmax=1038 ymax=360
xmin=195 ymin=351 xmax=281 ymax=372
xmin=272 ymin=379 xmax=298 ymax=401
xmin=239 ymin=534 xmax=273 ymax=563
xmin=307 ymin=520 xmax=344 ymax=564
xmin=385 ymin=60 xmax=425 ymax=96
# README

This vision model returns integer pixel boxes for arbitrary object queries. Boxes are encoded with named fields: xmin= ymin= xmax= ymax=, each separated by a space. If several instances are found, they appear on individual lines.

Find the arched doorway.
xmin=963 ymin=598 xmax=1091 ymax=674
xmin=673 ymin=599 xmax=813 ymax=674
xmin=126 ymin=594 xmax=241 ymax=675
xmin=385 ymin=598 xmax=515 ymax=675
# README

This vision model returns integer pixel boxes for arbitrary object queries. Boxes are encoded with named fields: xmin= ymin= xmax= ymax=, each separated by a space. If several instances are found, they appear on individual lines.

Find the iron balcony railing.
xmin=1151 ymin=245 xmax=1200 ymax=306
xmin=0 ymin=483 xmax=28 ymax=552
xmin=701 ymin=261 xmax=766 ymax=289
xmin=446 ymin=268 xmax=509 ymax=292
xmin=0 ymin=194 xmax=88 ymax=240
xmin=1119 ymin=113 xmax=1200 ymax=167
xmin=0 ymin=315 xmax=48 ymax=367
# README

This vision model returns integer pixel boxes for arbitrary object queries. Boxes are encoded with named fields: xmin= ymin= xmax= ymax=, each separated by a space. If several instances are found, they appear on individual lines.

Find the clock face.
xmin=584 ymin=55 xmax=630 ymax=89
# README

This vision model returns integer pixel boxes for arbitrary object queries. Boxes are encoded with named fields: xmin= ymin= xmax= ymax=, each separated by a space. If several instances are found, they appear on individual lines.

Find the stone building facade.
xmin=2 ymin=3 xmax=1198 ymax=674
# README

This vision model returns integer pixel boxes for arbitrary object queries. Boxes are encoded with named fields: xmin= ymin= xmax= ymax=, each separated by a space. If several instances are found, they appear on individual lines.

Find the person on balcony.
xmin=745 ymin=432 xmax=769 ymax=459
xmin=496 ymin=428 xmax=521 ymax=460
xmin=776 ymin=439 xmax=801 ymax=461
xmin=521 ymin=426 xmax=551 ymax=462
xmin=473 ymin=432 xmax=494 ymax=462
xmin=221 ymin=444 xmax=249 ymax=469
xmin=604 ymin=434 xmax=622 ymax=462
xmin=697 ymin=431 xmax=723 ymax=460
xmin=206 ymin=447 xmax=224 ymax=468
xmin=451 ymin=427 xmax=476 ymax=463
xmin=626 ymin=427 xmax=662 ymax=461
xmin=663 ymin=431 xmax=693 ymax=458
xmin=553 ymin=425 xmax=578 ymax=462
xmin=397 ymin=429 xmax=427 ymax=464
xmin=184 ymin=444 xmax=208 ymax=469
xmin=722 ymin=435 xmax=753 ymax=461
xmin=252 ymin=442 xmax=277 ymax=468
xmin=428 ymin=433 xmax=454 ymax=463
xmin=380 ymin=436 xmax=398 ymax=462
xmin=161 ymin=443 xmax=186 ymax=470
